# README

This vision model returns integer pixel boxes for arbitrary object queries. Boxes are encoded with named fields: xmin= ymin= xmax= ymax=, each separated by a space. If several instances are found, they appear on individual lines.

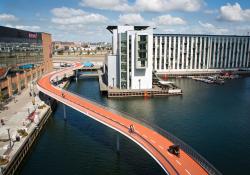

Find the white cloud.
xmin=204 ymin=9 xmax=218 ymax=14
xmin=118 ymin=13 xmax=186 ymax=27
xmin=218 ymin=3 xmax=250 ymax=22
xmin=49 ymin=7 xmax=111 ymax=41
xmin=135 ymin=0 xmax=203 ymax=12
xmin=163 ymin=28 xmax=175 ymax=33
xmin=118 ymin=13 xmax=145 ymax=25
xmin=80 ymin=0 xmax=133 ymax=12
xmin=80 ymin=0 xmax=204 ymax=12
xmin=51 ymin=7 xmax=86 ymax=18
xmin=198 ymin=21 xmax=228 ymax=34
xmin=51 ymin=7 xmax=108 ymax=25
xmin=0 ymin=13 xmax=17 ymax=22
xmin=6 ymin=24 xmax=40 ymax=31
xmin=153 ymin=15 xmax=186 ymax=25
xmin=16 ymin=25 xmax=40 ymax=31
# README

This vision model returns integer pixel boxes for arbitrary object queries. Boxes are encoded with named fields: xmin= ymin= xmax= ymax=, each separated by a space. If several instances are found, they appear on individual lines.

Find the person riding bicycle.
xmin=129 ymin=124 xmax=135 ymax=133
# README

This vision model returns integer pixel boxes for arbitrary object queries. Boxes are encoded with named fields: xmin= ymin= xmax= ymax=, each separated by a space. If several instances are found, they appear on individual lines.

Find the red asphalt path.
xmin=37 ymin=63 xmax=209 ymax=175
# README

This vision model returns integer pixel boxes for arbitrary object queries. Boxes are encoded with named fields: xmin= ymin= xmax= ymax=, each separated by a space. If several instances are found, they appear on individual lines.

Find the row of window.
xmin=0 ymin=40 xmax=43 ymax=67
xmin=120 ymin=33 xmax=127 ymax=89
xmin=136 ymin=35 xmax=148 ymax=68
xmin=153 ymin=36 xmax=250 ymax=70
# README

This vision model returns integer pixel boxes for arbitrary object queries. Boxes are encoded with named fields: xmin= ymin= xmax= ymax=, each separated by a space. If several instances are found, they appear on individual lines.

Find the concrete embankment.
xmin=0 ymin=102 xmax=55 ymax=175
xmin=0 ymin=85 xmax=57 ymax=175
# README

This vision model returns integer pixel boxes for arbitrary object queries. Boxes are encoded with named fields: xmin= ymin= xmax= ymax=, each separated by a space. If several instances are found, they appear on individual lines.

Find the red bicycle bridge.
xmin=37 ymin=63 xmax=221 ymax=175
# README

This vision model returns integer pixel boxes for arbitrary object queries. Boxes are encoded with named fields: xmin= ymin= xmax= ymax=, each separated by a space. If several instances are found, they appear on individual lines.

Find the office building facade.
xmin=153 ymin=34 xmax=250 ymax=74
xmin=0 ymin=26 xmax=52 ymax=72
xmin=0 ymin=26 xmax=52 ymax=97
xmin=105 ymin=25 xmax=153 ymax=90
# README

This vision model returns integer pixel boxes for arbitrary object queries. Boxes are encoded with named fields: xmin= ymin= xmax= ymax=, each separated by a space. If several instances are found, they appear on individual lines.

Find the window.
xmin=120 ymin=32 xmax=127 ymax=89
xmin=136 ymin=35 xmax=148 ymax=69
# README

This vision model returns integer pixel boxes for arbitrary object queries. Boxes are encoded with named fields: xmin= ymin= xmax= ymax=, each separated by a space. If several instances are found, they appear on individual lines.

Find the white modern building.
xmin=105 ymin=25 xmax=153 ymax=90
xmin=105 ymin=25 xmax=250 ymax=90
xmin=153 ymin=34 xmax=250 ymax=74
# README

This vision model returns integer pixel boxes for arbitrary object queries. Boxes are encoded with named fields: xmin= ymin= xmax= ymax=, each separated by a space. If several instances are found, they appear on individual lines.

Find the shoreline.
xmin=1 ymin=103 xmax=54 ymax=175
xmin=0 ymin=86 xmax=60 ymax=175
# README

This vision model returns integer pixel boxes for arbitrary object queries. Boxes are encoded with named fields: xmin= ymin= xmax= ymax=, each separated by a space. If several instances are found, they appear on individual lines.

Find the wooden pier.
xmin=107 ymin=87 xmax=182 ymax=98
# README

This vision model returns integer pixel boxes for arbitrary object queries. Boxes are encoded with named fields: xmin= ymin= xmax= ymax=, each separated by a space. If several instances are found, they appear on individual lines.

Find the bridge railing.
xmin=46 ymin=65 xmax=222 ymax=174
xmin=67 ymin=90 xmax=222 ymax=175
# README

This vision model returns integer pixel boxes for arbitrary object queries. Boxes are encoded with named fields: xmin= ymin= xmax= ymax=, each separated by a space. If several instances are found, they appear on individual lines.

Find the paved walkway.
xmin=0 ymin=82 xmax=49 ymax=162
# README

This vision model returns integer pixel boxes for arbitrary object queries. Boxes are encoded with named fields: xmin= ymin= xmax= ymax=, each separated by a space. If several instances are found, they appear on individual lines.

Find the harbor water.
xmin=18 ymin=77 xmax=250 ymax=175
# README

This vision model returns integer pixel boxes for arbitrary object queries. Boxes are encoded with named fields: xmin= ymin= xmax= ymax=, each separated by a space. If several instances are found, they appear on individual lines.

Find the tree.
xmin=96 ymin=47 xmax=101 ymax=51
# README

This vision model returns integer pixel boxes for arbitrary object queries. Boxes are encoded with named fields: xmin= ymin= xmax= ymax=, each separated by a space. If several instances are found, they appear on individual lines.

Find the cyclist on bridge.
xmin=129 ymin=124 xmax=135 ymax=133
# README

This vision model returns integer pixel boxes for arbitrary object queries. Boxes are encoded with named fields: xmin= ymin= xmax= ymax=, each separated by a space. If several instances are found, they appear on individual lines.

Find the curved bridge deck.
xmin=37 ymin=63 xmax=221 ymax=175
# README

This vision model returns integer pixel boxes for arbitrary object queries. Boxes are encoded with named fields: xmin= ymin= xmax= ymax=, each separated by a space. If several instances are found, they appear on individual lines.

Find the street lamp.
xmin=7 ymin=128 xmax=11 ymax=148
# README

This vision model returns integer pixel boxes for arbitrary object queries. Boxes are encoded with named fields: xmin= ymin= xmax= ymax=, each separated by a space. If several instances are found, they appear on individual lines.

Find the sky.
xmin=0 ymin=0 xmax=250 ymax=42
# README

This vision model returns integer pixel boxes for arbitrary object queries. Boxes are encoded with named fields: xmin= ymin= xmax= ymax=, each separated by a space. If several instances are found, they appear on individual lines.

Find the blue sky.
xmin=0 ymin=0 xmax=250 ymax=42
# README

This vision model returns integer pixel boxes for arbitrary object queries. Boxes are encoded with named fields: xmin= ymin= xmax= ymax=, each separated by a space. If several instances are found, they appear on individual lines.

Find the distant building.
xmin=105 ymin=25 xmax=153 ymax=90
xmin=52 ymin=41 xmax=111 ymax=55
xmin=153 ymin=34 xmax=250 ymax=74
xmin=53 ymin=41 xmax=75 ymax=50
xmin=0 ymin=26 xmax=52 ymax=98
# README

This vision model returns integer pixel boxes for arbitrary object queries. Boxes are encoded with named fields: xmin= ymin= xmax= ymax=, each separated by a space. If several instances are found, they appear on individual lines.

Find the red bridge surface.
xmin=37 ymin=63 xmax=220 ymax=175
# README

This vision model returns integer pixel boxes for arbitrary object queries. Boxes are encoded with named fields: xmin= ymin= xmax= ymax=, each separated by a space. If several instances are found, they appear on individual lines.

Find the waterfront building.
xmin=153 ymin=34 xmax=250 ymax=75
xmin=105 ymin=25 xmax=250 ymax=90
xmin=0 ymin=26 xmax=52 ymax=97
xmin=105 ymin=25 xmax=153 ymax=90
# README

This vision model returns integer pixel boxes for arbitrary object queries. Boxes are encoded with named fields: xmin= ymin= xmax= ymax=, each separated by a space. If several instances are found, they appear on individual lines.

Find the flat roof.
xmin=0 ymin=25 xmax=51 ymax=37
xmin=154 ymin=33 xmax=250 ymax=38
xmin=106 ymin=25 xmax=249 ymax=37
xmin=106 ymin=25 xmax=149 ymax=33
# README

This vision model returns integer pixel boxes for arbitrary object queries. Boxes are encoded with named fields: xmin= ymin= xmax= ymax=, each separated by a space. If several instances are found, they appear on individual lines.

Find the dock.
xmin=190 ymin=76 xmax=225 ymax=85
xmin=96 ymin=71 xmax=182 ymax=98
xmin=107 ymin=86 xmax=182 ymax=98
xmin=98 ymin=70 xmax=108 ymax=92
xmin=79 ymin=72 xmax=99 ymax=78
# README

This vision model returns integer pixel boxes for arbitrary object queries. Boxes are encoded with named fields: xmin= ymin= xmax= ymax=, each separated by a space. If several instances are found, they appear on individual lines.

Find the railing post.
xmin=116 ymin=134 xmax=120 ymax=153
xmin=63 ymin=103 xmax=67 ymax=121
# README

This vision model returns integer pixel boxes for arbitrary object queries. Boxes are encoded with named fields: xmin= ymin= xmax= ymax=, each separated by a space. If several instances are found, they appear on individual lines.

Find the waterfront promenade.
xmin=0 ymin=82 xmax=51 ymax=174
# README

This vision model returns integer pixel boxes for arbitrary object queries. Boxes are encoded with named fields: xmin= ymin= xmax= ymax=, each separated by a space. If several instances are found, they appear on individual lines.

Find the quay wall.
xmin=1 ymin=99 xmax=56 ymax=175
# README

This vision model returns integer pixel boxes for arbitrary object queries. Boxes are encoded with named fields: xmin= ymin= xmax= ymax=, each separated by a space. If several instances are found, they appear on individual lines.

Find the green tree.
xmin=96 ymin=47 xmax=101 ymax=51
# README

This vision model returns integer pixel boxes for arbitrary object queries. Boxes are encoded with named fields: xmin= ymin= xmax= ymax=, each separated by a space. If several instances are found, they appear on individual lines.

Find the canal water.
xmin=18 ymin=77 xmax=250 ymax=175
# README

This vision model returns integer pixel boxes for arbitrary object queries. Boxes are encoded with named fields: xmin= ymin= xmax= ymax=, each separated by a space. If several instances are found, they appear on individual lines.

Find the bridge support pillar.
xmin=116 ymin=134 xmax=120 ymax=153
xmin=63 ymin=103 xmax=67 ymax=121
xmin=75 ymin=69 xmax=78 ymax=83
